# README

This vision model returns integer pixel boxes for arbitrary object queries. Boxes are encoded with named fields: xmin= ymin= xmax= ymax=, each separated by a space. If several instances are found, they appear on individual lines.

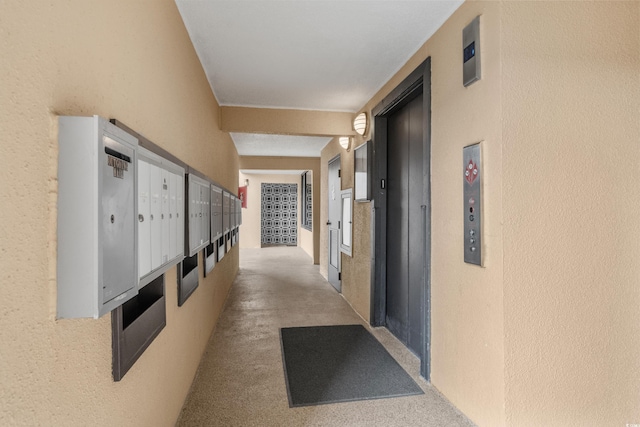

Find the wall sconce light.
xmin=353 ymin=112 xmax=368 ymax=136
xmin=339 ymin=136 xmax=351 ymax=151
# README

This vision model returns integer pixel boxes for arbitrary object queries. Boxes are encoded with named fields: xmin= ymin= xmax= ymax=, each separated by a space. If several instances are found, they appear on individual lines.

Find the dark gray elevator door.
xmin=386 ymin=93 xmax=423 ymax=355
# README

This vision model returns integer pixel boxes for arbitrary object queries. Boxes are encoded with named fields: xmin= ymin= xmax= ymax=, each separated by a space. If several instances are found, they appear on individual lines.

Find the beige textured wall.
xmin=238 ymin=172 xmax=305 ymax=252
xmin=502 ymin=2 xmax=640 ymax=425
xmin=0 ymin=1 xmax=238 ymax=426
xmin=221 ymin=106 xmax=353 ymax=136
xmin=239 ymin=156 xmax=321 ymax=264
xmin=427 ymin=3 xmax=505 ymax=425
xmin=299 ymin=227 xmax=314 ymax=261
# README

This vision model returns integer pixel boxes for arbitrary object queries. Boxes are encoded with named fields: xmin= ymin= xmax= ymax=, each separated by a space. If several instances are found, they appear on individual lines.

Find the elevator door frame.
xmin=370 ymin=58 xmax=431 ymax=380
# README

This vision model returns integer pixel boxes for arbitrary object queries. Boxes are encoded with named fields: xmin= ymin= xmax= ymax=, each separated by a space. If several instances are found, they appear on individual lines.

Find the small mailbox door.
xmin=101 ymin=134 xmax=136 ymax=303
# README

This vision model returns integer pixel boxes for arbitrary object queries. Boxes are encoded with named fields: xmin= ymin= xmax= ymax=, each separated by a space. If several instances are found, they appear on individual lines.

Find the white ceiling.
xmin=175 ymin=0 xmax=463 ymax=156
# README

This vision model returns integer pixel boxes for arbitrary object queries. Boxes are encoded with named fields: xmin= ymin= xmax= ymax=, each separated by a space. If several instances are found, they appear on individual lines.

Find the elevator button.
xmin=469 ymin=230 xmax=475 ymax=236
xmin=469 ymin=214 xmax=474 ymax=221
xmin=470 ymin=246 xmax=476 ymax=252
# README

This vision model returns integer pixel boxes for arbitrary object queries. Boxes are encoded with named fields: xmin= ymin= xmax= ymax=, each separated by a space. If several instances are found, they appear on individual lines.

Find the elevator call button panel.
xmin=463 ymin=143 xmax=482 ymax=266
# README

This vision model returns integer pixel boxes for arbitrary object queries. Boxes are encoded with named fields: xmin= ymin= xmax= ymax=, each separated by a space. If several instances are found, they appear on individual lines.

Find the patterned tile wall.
xmin=261 ymin=183 xmax=298 ymax=246
xmin=305 ymin=183 xmax=312 ymax=229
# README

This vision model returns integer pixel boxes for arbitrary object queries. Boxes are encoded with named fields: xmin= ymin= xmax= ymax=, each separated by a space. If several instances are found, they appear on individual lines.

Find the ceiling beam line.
xmin=220 ymin=106 xmax=354 ymax=137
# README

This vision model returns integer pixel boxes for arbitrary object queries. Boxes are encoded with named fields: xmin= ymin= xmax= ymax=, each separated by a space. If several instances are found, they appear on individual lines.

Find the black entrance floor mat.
xmin=280 ymin=324 xmax=423 ymax=407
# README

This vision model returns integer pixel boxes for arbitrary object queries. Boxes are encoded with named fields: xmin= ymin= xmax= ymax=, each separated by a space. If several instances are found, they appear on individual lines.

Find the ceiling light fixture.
xmin=353 ymin=112 xmax=368 ymax=136
xmin=339 ymin=136 xmax=351 ymax=151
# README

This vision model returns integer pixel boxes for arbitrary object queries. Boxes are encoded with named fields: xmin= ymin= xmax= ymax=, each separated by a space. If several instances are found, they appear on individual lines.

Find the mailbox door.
xmin=101 ymin=134 xmax=136 ymax=303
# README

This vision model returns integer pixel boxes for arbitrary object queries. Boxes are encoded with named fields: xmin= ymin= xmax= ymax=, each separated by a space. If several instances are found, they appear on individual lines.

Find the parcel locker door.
xmin=101 ymin=135 xmax=135 ymax=302
xmin=169 ymin=172 xmax=177 ymax=260
xmin=138 ymin=160 xmax=151 ymax=278
xmin=176 ymin=174 xmax=184 ymax=255
xmin=161 ymin=168 xmax=170 ymax=264
xmin=150 ymin=163 xmax=163 ymax=271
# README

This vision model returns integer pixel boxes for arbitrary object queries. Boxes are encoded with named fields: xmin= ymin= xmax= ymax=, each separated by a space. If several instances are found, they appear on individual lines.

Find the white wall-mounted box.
xmin=186 ymin=173 xmax=210 ymax=256
xmin=137 ymin=146 xmax=184 ymax=288
xmin=57 ymin=116 xmax=138 ymax=319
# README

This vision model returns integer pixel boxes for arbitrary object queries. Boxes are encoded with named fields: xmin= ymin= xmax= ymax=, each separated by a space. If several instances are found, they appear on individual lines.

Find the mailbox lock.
xmin=170 ymin=213 xmax=172 ymax=219
xmin=150 ymin=214 xmax=154 ymax=221
xmin=138 ymin=214 xmax=144 ymax=222
xmin=110 ymin=215 xmax=115 ymax=224
xmin=161 ymin=214 xmax=164 ymax=220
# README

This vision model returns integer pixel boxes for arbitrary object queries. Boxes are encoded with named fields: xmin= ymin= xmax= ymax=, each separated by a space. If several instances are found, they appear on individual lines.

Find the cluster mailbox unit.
xmin=209 ymin=185 xmax=224 ymax=266
xmin=57 ymin=115 xmax=242 ymax=319
xmin=211 ymin=186 xmax=224 ymax=243
xmin=222 ymin=191 xmax=231 ymax=236
xmin=186 ymin=173 xmax=211 ymax=257
xmin=230 ymin=192 xmax=237 ymax=245
xmin=179 ymin=172 xmax=211 ymax=305
xmin=57 ymin=115 xmax=244 ymax=379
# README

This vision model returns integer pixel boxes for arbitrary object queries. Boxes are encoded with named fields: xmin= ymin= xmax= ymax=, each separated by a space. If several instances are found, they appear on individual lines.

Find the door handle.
xmin=326 ymin=221 xmax=332 ymax=225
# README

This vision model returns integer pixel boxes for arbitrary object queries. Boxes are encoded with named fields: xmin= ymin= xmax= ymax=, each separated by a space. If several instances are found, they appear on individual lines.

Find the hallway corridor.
xmin=177 ymin=247 xmax=474 ymax=426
